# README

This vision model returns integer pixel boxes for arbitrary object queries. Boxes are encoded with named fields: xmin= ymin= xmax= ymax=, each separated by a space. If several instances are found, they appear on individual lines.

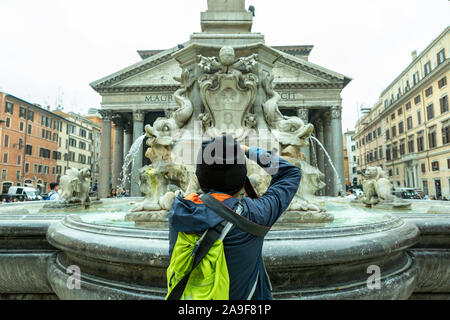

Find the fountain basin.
xmin=1 ymin=198 xmax=449 ymax=299
xmin=45 ymin=211 xmax=419 ymax=300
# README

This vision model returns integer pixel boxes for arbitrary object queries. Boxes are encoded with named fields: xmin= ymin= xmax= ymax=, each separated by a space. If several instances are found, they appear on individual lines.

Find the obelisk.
xmin=201 ymin=0 xmax=253 ymax=33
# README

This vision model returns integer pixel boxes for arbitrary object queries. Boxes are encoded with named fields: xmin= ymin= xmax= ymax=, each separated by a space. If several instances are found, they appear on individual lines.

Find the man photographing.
xmin=168 ymin=135 xmax=301 ymax=300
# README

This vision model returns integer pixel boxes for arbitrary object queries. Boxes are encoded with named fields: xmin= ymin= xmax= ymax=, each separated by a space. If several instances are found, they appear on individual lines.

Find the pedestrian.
xmin=47 ymin=183 xmax=60 ymax=201
xmin=346 ymin=189 xmax=357 ymax=200
xmin=108 ymin=188 xmax=117 ymax=198
xmin=167 ymin=135 xmax=301 ymax=300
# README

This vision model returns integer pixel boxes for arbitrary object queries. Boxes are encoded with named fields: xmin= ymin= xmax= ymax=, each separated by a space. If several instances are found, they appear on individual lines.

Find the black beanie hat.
xmin=196 ymin=135 xmax=247 ymax=195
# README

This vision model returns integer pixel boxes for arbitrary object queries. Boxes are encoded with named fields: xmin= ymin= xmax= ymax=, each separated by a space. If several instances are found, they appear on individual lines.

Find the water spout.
xmin=117 ymin=134 xmax=147 ymax=194
xmin=310 ymin=136 xmax=344 ymax=195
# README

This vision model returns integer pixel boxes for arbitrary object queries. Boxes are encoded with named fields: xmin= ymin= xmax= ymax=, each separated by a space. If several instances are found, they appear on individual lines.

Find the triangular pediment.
xmin=271 ymin=48 xmax=352 ymax=87
xmin=90 ymin=45 xmax=184 ymax=92
xmin=90 ymin=42 xmax=351 ymax=93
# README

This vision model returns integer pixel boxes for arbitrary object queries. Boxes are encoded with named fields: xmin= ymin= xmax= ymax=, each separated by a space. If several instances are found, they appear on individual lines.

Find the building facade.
xmin=54 ymin=111 xmax=101 ymax=188
xmin=0 ymin=92 xmax=63 ymax=194
xmin=343 ymin=130 xmax=358 ymax=188
xmin=355 ymin=27 xmax=450 ymax=199
xmin=90 ymin=0 xmax=351 ymax=198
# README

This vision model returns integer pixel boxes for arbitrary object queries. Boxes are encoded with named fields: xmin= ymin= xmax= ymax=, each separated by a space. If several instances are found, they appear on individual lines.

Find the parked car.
xmin=392 ymin=188 xmax=422 ymax=200
xmin=352 ymin=188 xmax=364 ymax=197
xmin=5 ymin=187 xmax=43 ymax=201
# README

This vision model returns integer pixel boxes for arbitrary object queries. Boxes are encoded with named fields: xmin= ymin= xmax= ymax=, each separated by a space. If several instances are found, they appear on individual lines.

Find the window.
xmin=377 ymin=127 xmax=381 ymax=136
xmin=79 ymin=129 xmax=87 ymax=138
xmin=417 ymin=135 xmax=425 ymax=152
xmin=17 ymin=155 xmax=21 ymax=165
xmin=39 ymin=148 xmax=51 ymax=159
xmin=386 ymin=146 xmax=391 ymax=161
xmin=413 ymin=72 xmax=419 ymax=85
xmin=427 ymin=104 xmax=435 ymax=120
xmin=425 ymin=86 xmax=433 ymax=97
xmin=4 ymin=135 xmax=9 ymax=148
xmin=5 ymin=102 xmax=13 ymax=114
xmin=438 ymin=77 xmax=447 ymax=89
xmin=428 ymin=128 xmax=437 ymax=149
xmin=448 ymin=159 xmax=450 ymax=170
xmin=3 ymin=153 xmax=8 ymax=163
xmin=400 ymin=141 xmax=406 ymax=156
xmin=413 ymin=97 xmax=421 ymax=107
xmin=5 ymin=117 xmax=10 ymax=128
xmin=442 ymin=122 xmax=450 ymax=145
xmin=437 ymin=49 xmax=446 ymax=65
xmin=16 ymin=171 xmax=20 ymax=181
xmin=421 ymin=163 xmax=426 ymax=173
xmin=386 ymin=129 xmax=390 ymax=140
xmin=398 ymin=108 xmax=403 ymax=116
xmin=393 ymin=144 xmax=399 ymax=159
xmin=440 ymin=95 xmax=449 ymax=113
xmin=392 ymin=126 xmax=397 ymax=137
xmin=1 ymin=169 xmax=6 ymax=180
xmin=79 ymin=141 xmax=86 ymax=150
xmin=379 ymin=147 xmax=383 ymax=159
xmin=391 ymin=113 xmax=396 ymax=120
xmin=53 ymin=133 xmax=59 ymax=142
xmin=25 ymin=163 xmax=29 ymax=173
xmin=407 ymin=116 xmax=413 ymax=130
xmin=69 ymin=138 xmax=77 ymax=147
xmin=423 ymin=180 xmax=429 ymax=195
xmin=417 ymin=111 xmax=422 ymax=124
xmin=408 ymin=138 xmax=415 ymax=153
xmin=406 ymin=102 xmax=411 ymax=110
xmin=432 ymin=161 xmax=440 ymax=172
xmin=424 ymin=61 xmax=432 ymax=76
xmin=27 ymin=110 xmax=34 ymax=122
xmin=27 ymin=124 xmax=32 ymax=135
xmin=19 ymin=122 xmax=24 ymax=132
xmin=399 ymin=121 xmax=404 ymax=134
xmin=25 ymin=145 xmax=32 ymax=156
xmin=19 ymin=107 xmax=26 ymax=119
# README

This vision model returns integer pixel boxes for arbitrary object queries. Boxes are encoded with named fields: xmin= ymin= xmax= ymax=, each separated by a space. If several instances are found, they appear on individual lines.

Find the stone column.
xmin=123 ymin=121 xmax=133 ymax=193
xmin=330 ymin=105 xmax=345 ymax=195
xmin=297 ymin=107 xmax=310 ymax=163
xmin=315 ymin=119 xmax=325 ymax=186
xmin=131 ymin=111 xmax=145 ymax=197
xmin=98 ymin=110 xmax=113 ymax=199
xmin=112 ymin=114 xmax=125 ymax=191
xmin=322 ymin=111 xmax=334 ymax=196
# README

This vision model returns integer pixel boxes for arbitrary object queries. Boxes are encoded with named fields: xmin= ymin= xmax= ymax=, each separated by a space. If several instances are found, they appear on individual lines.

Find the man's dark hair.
xmin=50 ymin=182 xmax=59 ymax=190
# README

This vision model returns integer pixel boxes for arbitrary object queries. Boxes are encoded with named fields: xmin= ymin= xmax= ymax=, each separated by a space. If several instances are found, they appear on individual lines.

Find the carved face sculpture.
xmin=219 ymin=46 xmax=235 ymax=66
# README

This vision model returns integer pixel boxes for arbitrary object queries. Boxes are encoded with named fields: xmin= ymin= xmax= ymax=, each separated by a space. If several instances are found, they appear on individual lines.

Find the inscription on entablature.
xmin=144 ymin=94 xmax=174 ymax=104
xmin=279 ymin=92 xmax=299 ymax=101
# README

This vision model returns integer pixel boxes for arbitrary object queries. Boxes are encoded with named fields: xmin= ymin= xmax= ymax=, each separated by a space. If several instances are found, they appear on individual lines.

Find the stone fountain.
xmin=2 ymin=0 xmax=449 ymax=300
xmin=123 ymin=45 xmax=333 ymax=226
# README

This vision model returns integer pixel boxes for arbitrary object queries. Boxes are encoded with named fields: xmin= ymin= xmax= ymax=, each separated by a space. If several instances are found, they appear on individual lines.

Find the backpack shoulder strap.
xmin=200 ymin=194 xmax=271 ymax=238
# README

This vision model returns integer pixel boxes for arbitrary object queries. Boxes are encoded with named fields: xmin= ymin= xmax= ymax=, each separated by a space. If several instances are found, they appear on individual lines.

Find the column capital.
xmin=133 ymin=110 xmax=146 ymax=122
xmin=297 ymin=107 xmax=309 ymax=122
xmin=99 ymin=109 xmax=114 ymax=121
xmin=331 ymin=105 xmax=343 ymax=120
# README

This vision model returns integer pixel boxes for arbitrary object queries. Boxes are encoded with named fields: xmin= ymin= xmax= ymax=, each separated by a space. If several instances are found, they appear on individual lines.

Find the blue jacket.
xmin=168 ymin=147 xmax=301 ymax=300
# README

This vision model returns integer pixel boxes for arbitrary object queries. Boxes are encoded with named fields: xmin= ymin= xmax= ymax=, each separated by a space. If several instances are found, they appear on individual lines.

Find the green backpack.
xmin=165 ymin=191 xmax=270 ymax=301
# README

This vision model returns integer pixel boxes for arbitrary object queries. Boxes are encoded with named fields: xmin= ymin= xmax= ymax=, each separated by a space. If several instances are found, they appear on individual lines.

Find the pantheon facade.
xmin=91 ymin=0 xmax=351 ymax=198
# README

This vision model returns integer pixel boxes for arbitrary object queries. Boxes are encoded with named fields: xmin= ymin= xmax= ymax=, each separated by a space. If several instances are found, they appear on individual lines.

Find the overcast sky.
xmin=0 ymin=0 xmax=449 ymax=131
